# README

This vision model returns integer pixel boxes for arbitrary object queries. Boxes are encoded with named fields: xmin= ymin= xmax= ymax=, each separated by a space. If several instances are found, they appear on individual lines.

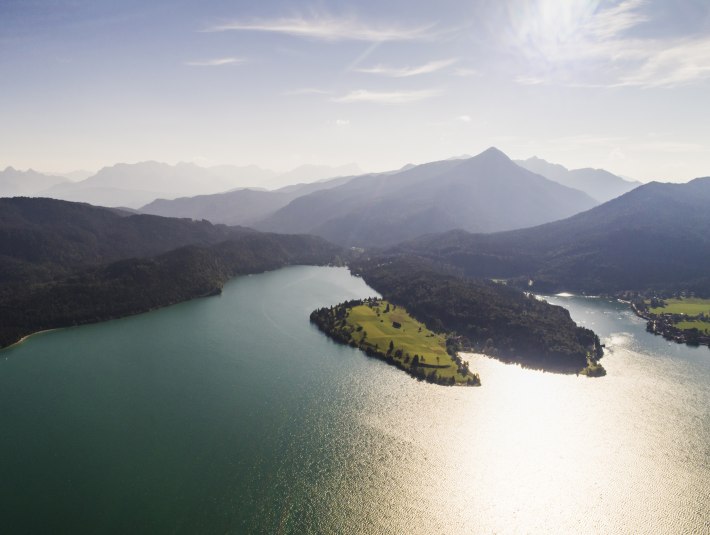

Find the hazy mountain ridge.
xmin=139 ymin=174 xmax=357 ymax=226
xmin=393 ymin=177 xmax=710 ymax=294
xmin=0 ymin=167 xmax=69 ymax=197
xmin=40 ymin=161 xmax=277 ymax=208
xmin=515 ymin=156 xmax=640 ymax=203
xmin=254 ymin=148 xmax=598 ymax=247
xmin=35 ymin=161 xmax=362 ymax=208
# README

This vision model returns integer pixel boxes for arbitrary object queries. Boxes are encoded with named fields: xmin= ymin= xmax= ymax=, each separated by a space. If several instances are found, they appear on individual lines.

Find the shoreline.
xmin=2 ymin=328 xmax=61 ymax=352
xmin=632 ymin=302 xmax=710 ymax=348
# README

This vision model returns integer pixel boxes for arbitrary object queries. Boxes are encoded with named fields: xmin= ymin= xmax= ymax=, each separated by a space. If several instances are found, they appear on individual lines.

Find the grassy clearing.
xmin=311 ymin=298 xmax=479 ymax=385
xmin=649 ymin=298 xmax=710 ymax=316
xmin=675 ymin=320 xmax=710 ymax=334
xmin=346 ymin=301 xmax=472 ymax=383
xmin=346 ymin=303 xmax=449 ymax=364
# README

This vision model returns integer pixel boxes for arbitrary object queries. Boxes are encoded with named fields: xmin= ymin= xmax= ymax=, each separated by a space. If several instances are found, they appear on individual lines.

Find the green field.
xmin=675 ymin=320 xmax=710 ymax=334
xmin=649 ymin=298 xmax=710 ymax=316
xmin=344 ymin=300 xmax=476 ymax=384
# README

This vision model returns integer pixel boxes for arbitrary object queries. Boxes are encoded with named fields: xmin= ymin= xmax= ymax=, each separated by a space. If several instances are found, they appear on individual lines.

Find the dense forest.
xmin=0 ymin=198 xmax=341 ymax=348
xmin=351 ymin=256 xmax=604 ymax=374
xmin=0 ymin=197 xmax=251 ymax=286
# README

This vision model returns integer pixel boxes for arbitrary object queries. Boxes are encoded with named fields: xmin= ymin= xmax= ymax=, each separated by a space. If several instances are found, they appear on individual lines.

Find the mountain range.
xmin=393 ymin=177 xmax=710 ymax=295
xmin=515 ymin=156 xmax=640 ymax=203
xmin=140 ymin=174 xmax=356 ymax=226
xmin=253 ymin=148 xmax=598 ymax=246
xmin=1 ymin=162 xmax=362 ymax=209
xmin=0 ymin=167 xmax=69 ymax=197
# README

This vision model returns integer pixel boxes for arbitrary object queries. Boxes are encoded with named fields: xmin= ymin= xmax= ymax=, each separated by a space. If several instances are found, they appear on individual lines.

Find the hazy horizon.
xmin=2 ymin=0 xmax=709 ymax=184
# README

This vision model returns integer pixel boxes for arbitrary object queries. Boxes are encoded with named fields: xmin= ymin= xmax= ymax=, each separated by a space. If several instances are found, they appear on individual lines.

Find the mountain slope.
xmin=0 ymin=196 xmax=341 ymax=348
xmin=261 ymin=163 xmax=362 ymax=189
xmin=255 ymin=148 xmax=598 ymax=247
xmin=0 ymin=232 xmax=340 ymax=348
xmin=516 ymin=157 xmax=640 ymax=202
xmin=40 ymin=161 xmax=277 ymax=208
xmin=139 ymin=174 xmax=356 ymax=226
xmin=0 ymin=197 xmax=247 ymax=285
xmin=395 ymin=177 xmax=710 ymax=294
xmin=0 ymin=167 xmax=69 ymax=197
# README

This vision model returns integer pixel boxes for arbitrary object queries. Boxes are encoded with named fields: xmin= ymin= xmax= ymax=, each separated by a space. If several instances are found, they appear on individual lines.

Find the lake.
xmin=1 ymin=266 xmax=708 ymax=533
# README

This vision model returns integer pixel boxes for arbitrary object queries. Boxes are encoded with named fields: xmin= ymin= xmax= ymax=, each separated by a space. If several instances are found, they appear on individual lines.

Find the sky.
xmin=1 ymin=0 xmax=709 ymax=182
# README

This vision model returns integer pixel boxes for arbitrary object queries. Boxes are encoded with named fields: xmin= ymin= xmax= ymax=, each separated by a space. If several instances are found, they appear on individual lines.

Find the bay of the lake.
xmin=1 ymin=266 xmax=708 ymax=533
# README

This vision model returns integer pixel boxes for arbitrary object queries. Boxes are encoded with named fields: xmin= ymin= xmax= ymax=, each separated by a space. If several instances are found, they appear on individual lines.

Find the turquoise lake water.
xmin=1 ymin=266 xmax=708 ymax=533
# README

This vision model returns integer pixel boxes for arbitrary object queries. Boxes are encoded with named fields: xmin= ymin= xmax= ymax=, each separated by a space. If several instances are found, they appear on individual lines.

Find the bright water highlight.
xmin=1 ymin=267 xmax=708 ymax=533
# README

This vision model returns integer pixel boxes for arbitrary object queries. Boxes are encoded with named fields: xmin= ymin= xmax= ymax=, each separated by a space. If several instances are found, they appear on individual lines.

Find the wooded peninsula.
xmin=311 ymin=298 xmax=480 ymax=386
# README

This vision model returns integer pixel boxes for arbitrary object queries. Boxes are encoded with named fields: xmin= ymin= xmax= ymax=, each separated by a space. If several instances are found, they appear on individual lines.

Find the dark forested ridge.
xmin=350 ymin=257 xmax=603 ymax=374
xmin=0 ymin=232 xmax=341 ymax=348
xmin=0 ymin=197 xmax=250 ymax=286
xmin=0 ymin=197 xmax=340 ymax=348
xmin=393 ymin=177 xmax=710 ymax=296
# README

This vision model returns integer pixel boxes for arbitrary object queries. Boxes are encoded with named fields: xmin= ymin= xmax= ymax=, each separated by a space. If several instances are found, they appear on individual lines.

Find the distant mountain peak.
xmin=481 ymin=146 xmax=508 ymax=158
xmin=473 ymin=147 xmax=512 ymax=164
xmin=515 ymin=156 xmax=639 ymax=203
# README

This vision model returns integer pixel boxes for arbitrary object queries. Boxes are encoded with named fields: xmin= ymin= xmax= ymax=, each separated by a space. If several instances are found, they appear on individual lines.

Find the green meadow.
xmin=649 ymin=298 xmax=710 ymax=316
xmin=344 ymin=300 xmax=476 ymax=384
xmin=675 ymin=320 xmax=710 ymax=334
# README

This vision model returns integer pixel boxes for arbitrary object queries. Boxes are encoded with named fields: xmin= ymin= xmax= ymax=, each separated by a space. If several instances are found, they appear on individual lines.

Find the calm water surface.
xmin=1 ymin=266 xmax=708 ymax=534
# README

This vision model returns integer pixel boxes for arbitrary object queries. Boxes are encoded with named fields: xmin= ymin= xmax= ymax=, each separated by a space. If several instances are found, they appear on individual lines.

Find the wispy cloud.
xmin=457 ymin=115 xmax=472 ymax=123
xmin=284 ymin=88 xmax=331 ymax=96
xmin=514 ymin=75 xmax=546 ymax=86
xmin=332 ymin=89 xmax=442 ymax=104
xmin=205 ymin=15 xmax=437 ymax=42
xmin=356 ymin=58 xmax=458 ymax=77
xmin=185 ymin=57 xmax=245 ymax=67
xmin=511 ymin=0 xmax=710 ymax=88
xmin=584 ymin=0 xmax=648 ymax=41
xmin=616 ymin=37 xmax=710 ymax=88
xmin=453 ymin=67 xmax=479 ymax=77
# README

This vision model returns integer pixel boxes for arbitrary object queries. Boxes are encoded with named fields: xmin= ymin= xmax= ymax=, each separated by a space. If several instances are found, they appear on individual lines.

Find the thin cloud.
xmin=512 ymin=0 xmax=710 ymax=88
xmin=332 ymin=89 xmax=442 ymax=104
xmin=514 ymin=75 xmax=546 ymax=86
xmin=585 ymin=0 xmax=648 ymax=41
xmin=185 ymin=57 xmax=245 ymax=67
xmin=205 ymin=15 xmax=437 ymax=42
xmin=616 ymin=37 xmax=710 ymax=88
xmin=356 ymin=58 xmax=458 ymax=77
xmin=454 ymin=67 xmax=479 ymax=77
xmin=284 ymin=88 xmax=331 ymax=96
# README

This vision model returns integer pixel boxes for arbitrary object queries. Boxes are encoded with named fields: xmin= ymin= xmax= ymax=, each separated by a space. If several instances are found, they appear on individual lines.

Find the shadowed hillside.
xmin=393 ymin=177 xmax=710 ymax=295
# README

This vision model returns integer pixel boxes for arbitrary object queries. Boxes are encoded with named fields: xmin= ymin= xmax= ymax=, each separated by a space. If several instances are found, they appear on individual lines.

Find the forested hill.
xmin=0 ymin=232 xmax=340 ymax=349
xmin=393 ymin=177 xmax=710 ymax=295
xmin=0 ymin=197 xmax=249 ymax=286
xmin=350 ymin=256 xmax=603 ymax=374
